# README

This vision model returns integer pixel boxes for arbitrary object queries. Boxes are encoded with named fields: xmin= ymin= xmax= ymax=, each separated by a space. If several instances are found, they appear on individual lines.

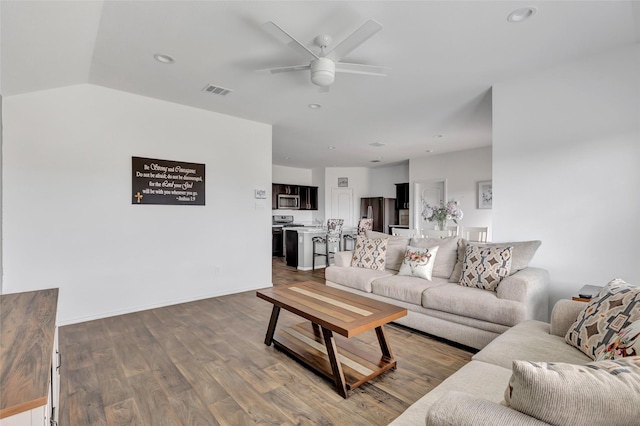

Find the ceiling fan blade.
xmin=335 ymin=62 xmax=389 ymax=77
xmin=263 ymin=21 xmax=319 ymax=61
xmin=259 ymin=64 xmax=311 ymax=74
xmin=325 ymin=19 xmax=383 ymax=61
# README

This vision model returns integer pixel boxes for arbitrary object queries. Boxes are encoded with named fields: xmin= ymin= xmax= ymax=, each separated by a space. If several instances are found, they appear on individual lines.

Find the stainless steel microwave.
xmin=277 ymin=194 xmax=300 ymax=209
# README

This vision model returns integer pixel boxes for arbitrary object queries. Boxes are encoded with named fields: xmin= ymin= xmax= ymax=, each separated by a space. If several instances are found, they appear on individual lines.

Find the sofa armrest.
xmin=334 ymin=251 xmax=353 ymax=267
xmin=550 ymin=299 xmax=587 ymax=337
xmin=425 ymin=391 xmax=551 ymax=426
xmin=497 ymin=267 xmax=550 ymax=321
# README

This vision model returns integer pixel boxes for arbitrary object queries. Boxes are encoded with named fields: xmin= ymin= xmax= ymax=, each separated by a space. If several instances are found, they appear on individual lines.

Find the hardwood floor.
xmin=58 ymin=257 xmax=473 ymax=425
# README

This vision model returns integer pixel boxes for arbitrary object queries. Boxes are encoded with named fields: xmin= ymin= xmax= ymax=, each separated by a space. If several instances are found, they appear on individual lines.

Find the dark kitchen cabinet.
xmin=299 ymin=186 xmax=318 ymax=210
xmin=273 ymin=184 xmax=298 ymax=195
xmin=395 ymin=183 xmax=410 ymax=210
xmin=285 ymin=229 xmax=298 ymax=267
xmin=272 ymin=183 xmax=317 ymax=210
xmin=272 ymin=227 xmax=283 ymax=257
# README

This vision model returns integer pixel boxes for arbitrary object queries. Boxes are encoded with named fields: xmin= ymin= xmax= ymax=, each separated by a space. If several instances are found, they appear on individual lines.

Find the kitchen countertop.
xmin=284 ymin=227 xmax=357 ymax=234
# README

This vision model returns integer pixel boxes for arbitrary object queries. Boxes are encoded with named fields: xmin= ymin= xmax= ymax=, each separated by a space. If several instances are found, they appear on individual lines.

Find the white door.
xmin=331 ymin=188 xmax=354 ymax=227
xmin=413 ymin=180 xmax=446 ymax=232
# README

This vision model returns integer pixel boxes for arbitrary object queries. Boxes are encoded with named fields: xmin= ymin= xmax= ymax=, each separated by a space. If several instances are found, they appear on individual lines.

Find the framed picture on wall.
xmin=478 ymin=180 xmax=492 ymax=209
xmin=338 ymin=177 xmax=348 ymax=187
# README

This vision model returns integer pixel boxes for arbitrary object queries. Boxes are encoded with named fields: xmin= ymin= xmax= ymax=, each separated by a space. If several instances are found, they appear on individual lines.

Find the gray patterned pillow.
xmin=566 ymin=278 xmax=640 ymax=359
xmin=351 ymin=236 xmax=388 ymax=270
xmin=459 ymin=245 xmax=513 ymax=291
xmin=505 ymin=357 xmax=640 ymax=425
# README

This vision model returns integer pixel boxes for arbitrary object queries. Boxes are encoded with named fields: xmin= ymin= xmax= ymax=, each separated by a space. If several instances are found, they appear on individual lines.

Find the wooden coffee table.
xmin=256 ymin=281 xmax=407 ymax=398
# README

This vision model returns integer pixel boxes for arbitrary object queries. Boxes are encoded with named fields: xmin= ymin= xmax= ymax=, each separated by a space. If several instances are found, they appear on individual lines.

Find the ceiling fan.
xmin=261 ymin=19 xmax=389 ymax=89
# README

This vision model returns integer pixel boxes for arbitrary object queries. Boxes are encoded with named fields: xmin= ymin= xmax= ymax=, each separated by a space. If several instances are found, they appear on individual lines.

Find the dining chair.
xmin=461 ymin=226 xmax=488 ymax=243
xmin=391 ymin=228 xmax=418 ymax=237
xmin=421 ymin=229 xmax=449 ymax=239
xmin=446 ymin=225 xmax=459 ymax=237
xmin=312 ymin=219 xmax=344 ymax=269
xmin=343 ymin=218 xmax=373 ymax=251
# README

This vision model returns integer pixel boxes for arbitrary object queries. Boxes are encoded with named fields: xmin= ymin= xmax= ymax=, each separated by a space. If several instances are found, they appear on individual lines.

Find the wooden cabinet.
xmin=395 ymin=183 xmax=410 ymax=210
xmin=0 ymin=289 xmax=59 ymax=426
xmin=273 ymin=183 xmax=318 ymax=210
xmin=299 ymin=186 xmax=318 ymax=210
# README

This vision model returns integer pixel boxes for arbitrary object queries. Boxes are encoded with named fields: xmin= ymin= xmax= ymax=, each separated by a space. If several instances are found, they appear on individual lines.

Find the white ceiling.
xmin=2 ymin=1 xmax=639 ymax=169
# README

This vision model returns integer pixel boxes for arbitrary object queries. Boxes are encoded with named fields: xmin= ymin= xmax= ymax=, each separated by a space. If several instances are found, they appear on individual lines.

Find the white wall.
xmin=2 ymin=84 xmax=273 ymax=324
xmin=410 ymin=147 xmax=493 ymax=235
xmin=369 ymin=163 xmax=410 ymax=199
xmin=493 ymin=43 xmax=640 ymax=307
xmin=272 ymin=164 xmax=312 ymax=185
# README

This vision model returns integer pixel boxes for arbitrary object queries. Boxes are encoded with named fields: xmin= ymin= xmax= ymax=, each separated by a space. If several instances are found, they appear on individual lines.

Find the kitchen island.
xmin=285 ymin=227 xmax=356 ymax=270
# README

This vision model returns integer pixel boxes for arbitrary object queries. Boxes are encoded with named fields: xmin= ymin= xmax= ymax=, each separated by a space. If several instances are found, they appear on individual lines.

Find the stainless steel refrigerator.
xmin=360 ymin=197 xmax=397 ymax=234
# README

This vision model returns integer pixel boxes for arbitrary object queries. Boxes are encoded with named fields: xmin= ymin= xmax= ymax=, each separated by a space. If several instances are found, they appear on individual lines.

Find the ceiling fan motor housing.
xmin=310 ymin=58 xmax=335 ymax=86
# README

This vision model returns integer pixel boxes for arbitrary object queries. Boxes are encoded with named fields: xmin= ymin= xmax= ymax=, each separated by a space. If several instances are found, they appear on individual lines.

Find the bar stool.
xmin=312 ymin=219 xmax=344 ymax=269
xmin=342 ymin=218 xmax=373 ymax=251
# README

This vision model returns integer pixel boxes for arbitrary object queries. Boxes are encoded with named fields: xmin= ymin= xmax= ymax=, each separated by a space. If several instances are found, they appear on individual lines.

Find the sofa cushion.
xmin=397 ymin=245 xmax=439 ymax=281
xmin=505 ymin=357 xmax=640 ymax=426
xmin=351 ymin=236 xmax=388 ymax=270
xmin=388 ymin=361 xmax=513 ymax=426
xmin=473 ymin=320 xmax=592 ymax=369
xmin=459 ymin=245 xmax=513 ymax=291
xmin=410 ymin=236 xmax=459 ymax=279
xmin=565 ymin=278 xmax=640 ymax=359
xmin=364 ymin=231 xmax=410 ymax=272
xmin=451 ymin=239 xmax=542 ymax=282
xmin=324 ymin=266 xmax=393 ymax=293
xmin=422 ymin=283 xmax=525 ymax=327
xmin=371 ymin=275 xmax=446 ymax=305
xmin=596 ymin=319 xmax=640 ymax=361
xmin=426 ymin=391 xmax=551 ymax=426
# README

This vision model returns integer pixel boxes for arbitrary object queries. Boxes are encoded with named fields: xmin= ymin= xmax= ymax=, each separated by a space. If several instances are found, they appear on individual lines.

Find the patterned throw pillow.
xmin=565 ymin=279 xmax=640 ymax=359
xmin=597 ymin=320 xmax=640 ymax=361
xmin=350 ymin=236 xmax=388 ymax=270
xmin=398 ymin=246 xmax=439 ymax=280
xmin=504 ymin=358 xmax=640 ymax=426
xmin=459 ymin=245 xmax=513 ymax=291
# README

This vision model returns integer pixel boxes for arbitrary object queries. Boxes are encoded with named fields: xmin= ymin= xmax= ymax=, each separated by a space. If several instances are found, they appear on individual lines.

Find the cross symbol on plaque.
xmin=134 ymin=192 xmax=143 ymax=203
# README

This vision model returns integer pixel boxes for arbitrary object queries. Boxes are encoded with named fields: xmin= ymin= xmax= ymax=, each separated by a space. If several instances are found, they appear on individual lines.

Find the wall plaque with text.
xmin=132 ymin=156 xmax=205 ymax=205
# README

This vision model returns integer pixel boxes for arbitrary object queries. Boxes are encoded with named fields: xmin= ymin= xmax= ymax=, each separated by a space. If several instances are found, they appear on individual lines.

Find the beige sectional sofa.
xmin=391 ymin=291 xmax=640 ymax=425
xmin=325 ymin=232 xmax=549 ymax=350
xmin=389 ymin=300 xmax=591 ymax=425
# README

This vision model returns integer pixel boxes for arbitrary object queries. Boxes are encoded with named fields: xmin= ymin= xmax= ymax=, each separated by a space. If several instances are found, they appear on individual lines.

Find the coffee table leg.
xmin=375 ymin=326 xmax=395 ymax=363
xmin=264 ymin=305 xmax=281 ymax=346
xmin=321 ymin=327 xmax=348 ymax=398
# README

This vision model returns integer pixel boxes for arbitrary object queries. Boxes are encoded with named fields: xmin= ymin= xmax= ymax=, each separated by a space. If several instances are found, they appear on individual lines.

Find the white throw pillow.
xmin=397 ymin=246 xmax=439 ymax=281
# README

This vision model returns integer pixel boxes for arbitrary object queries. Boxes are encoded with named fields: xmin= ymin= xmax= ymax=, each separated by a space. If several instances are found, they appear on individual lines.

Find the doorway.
xmin=330 ymin=188 xmax=354 ymax=227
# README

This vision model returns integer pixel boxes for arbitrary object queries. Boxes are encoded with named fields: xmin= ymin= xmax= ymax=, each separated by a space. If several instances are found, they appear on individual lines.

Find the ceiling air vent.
xmin=202 ymin=84 xmax=233 ymax=96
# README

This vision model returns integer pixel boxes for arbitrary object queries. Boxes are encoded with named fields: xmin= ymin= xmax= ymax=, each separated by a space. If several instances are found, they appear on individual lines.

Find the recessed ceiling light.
xmin=369 ymin=142 xmax=386 ymax=147
xmin=426 ymin=149 xmax=433 ymax=153
xmin=308 ymin=103 xmax=322 ymax=109
xmin=507 ymin=7 xmax=537 ymax=23
xmin=153 ymin=53 xmax=175 ymax=64
xmin=328 ymin=146 xmax=336 ymax=150
xmin=433 ymin=134 xmax=443 ymax=139
xmin=283 ymin=157 xmax=291 ymax=160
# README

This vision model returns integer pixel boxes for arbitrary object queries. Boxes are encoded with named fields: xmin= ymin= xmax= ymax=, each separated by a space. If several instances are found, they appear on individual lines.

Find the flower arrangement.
xmin=422 ymin=199 xmax=463 ymax=230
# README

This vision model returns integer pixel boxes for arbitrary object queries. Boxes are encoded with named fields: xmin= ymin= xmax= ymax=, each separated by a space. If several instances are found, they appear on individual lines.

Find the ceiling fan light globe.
xmin=310 ymin=58 xmax=335 ymax=86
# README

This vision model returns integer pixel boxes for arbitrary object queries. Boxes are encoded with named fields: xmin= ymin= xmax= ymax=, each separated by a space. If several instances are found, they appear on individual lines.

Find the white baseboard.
xmin=57 ymin=282 xmax=273 ymax=326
